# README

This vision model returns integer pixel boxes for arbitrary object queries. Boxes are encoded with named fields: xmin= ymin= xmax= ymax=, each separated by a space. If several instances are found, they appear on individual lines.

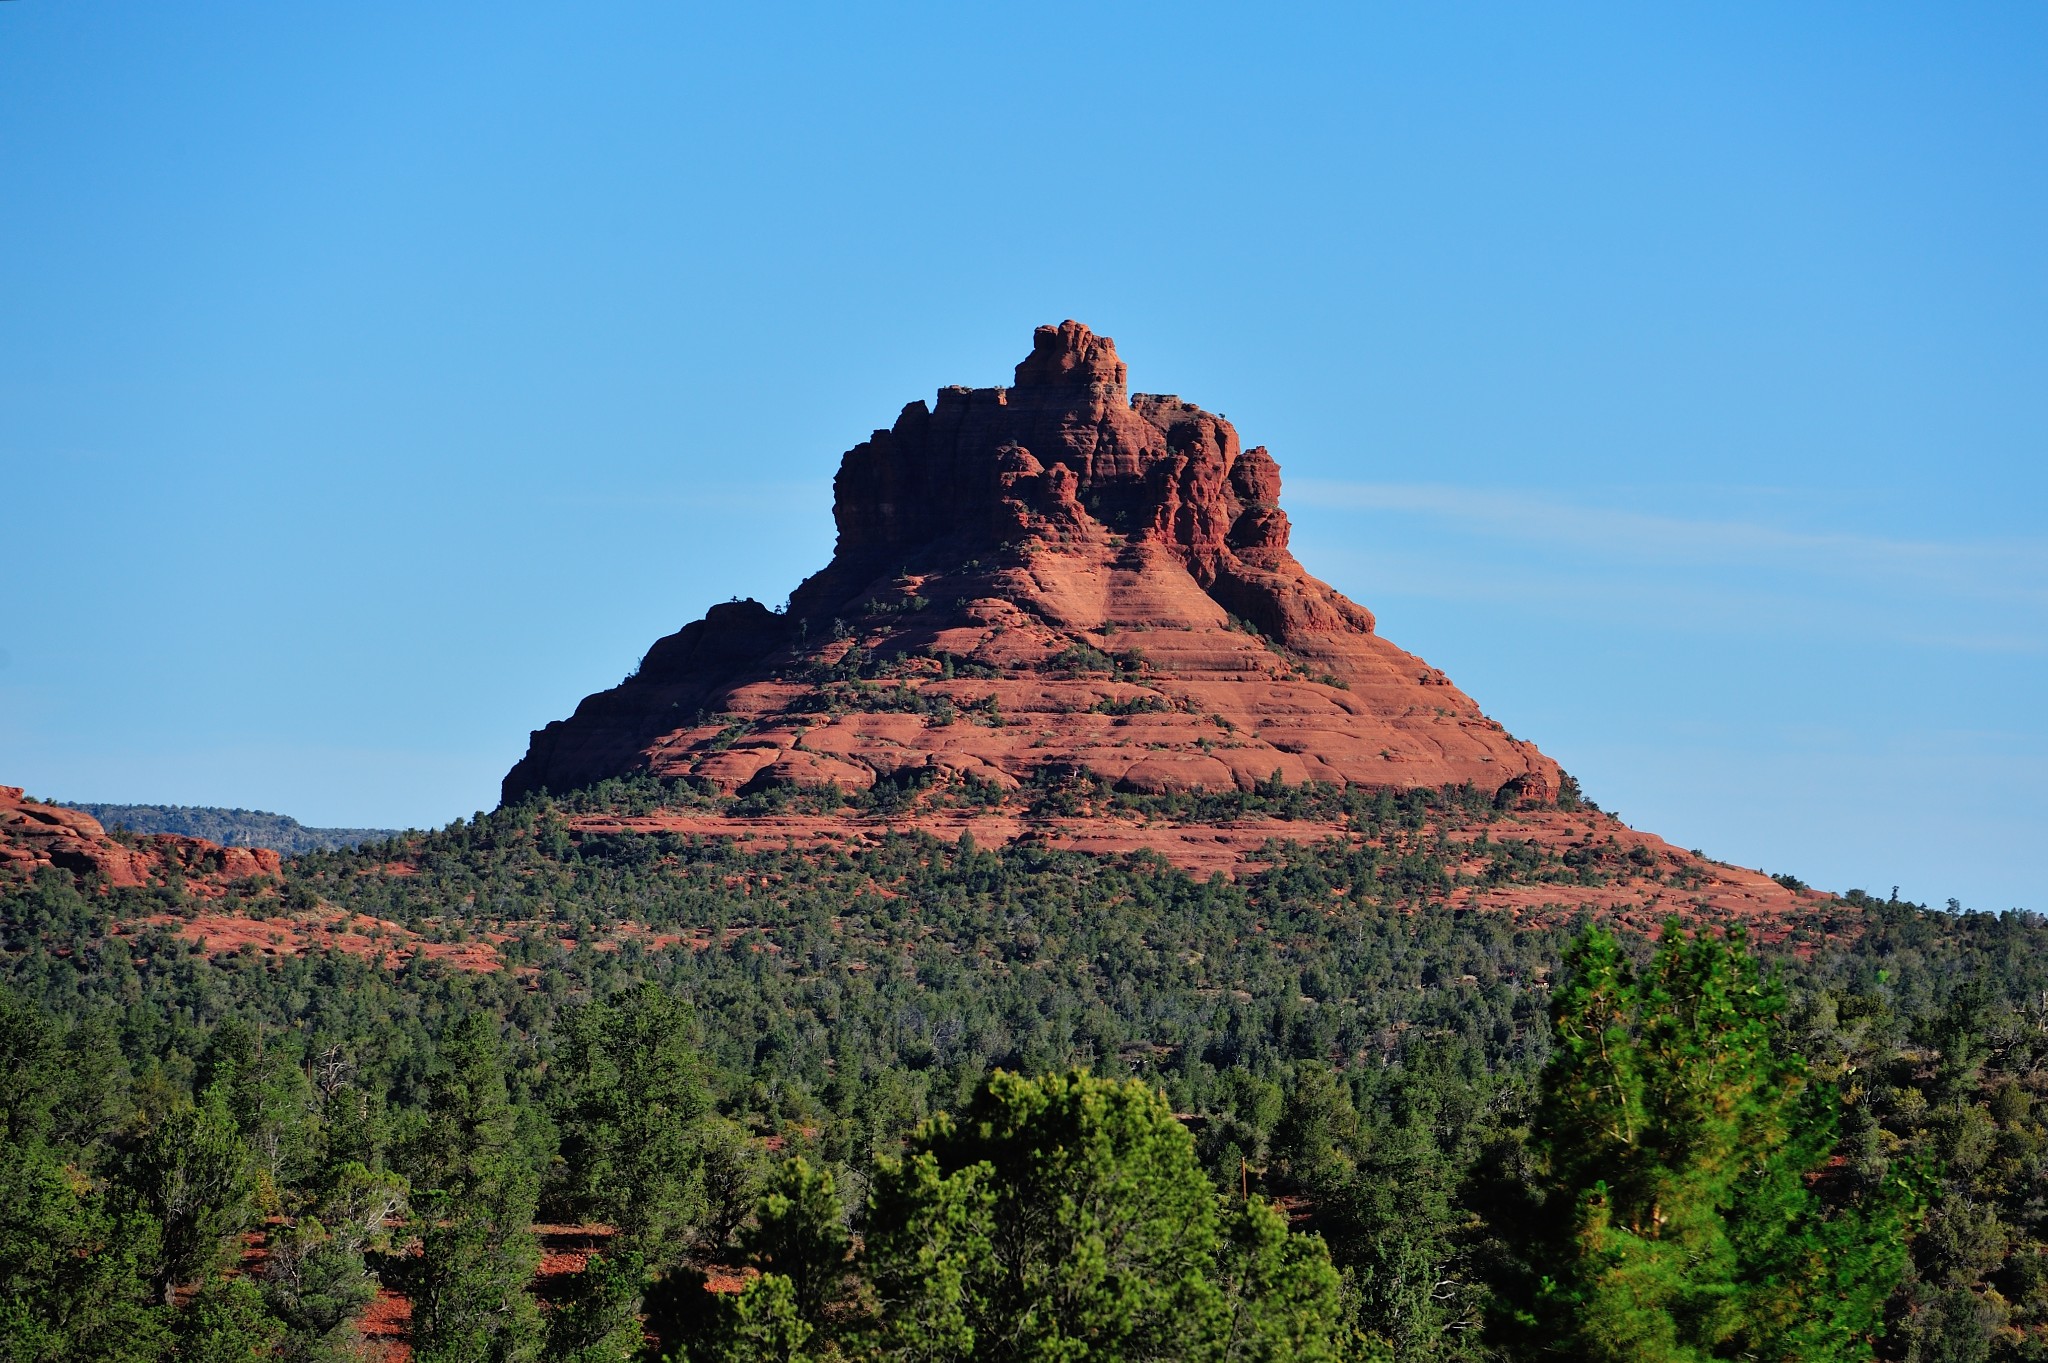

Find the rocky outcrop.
xmin=1 ymin=785 xmax=281 ymax=889
xmin=505 ymin=323 xmax=1563 ymax=806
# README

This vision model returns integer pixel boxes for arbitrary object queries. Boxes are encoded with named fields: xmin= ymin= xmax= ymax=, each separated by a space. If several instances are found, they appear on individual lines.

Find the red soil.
xmin=534 ymin=1223 xmax=617 ymax=1285
xmin=114 ymin=908 xmax=505 ymax=972
xmin=570 ymin=802 xmax=1821 ymax=926
xmin=358 ymin=1286 xmax=411 ymax=1361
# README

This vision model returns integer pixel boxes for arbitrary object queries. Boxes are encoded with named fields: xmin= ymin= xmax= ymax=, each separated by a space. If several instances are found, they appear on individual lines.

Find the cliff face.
xmin=1 ymin=786 xmax=281 ymax=889
xmin=504 ymin=323 xmax=1563 ymax=806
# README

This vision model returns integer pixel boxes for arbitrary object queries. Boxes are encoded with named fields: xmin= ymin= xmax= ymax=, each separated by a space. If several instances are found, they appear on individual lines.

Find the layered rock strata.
xmin=505 ymin=322 xmax=1562 ymax=806
xmin=1 ymin=785 xmax=281 ymax=888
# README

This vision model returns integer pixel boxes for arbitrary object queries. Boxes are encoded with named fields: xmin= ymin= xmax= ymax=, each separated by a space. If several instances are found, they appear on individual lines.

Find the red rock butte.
xmin=504 ymin=321 xmax=1565 ymax=807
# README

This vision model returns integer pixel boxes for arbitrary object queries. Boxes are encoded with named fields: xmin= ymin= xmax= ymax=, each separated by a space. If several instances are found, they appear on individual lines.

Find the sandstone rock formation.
xmin=507 ymin=322 xmax=1564 ymax=807
xmin=1 ymin=785 xmax=281 ymax=889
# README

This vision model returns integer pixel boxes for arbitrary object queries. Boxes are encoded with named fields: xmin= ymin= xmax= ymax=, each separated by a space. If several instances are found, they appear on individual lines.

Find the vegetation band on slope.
xmin=2 ymin=785 xmax=2045 ymax=1361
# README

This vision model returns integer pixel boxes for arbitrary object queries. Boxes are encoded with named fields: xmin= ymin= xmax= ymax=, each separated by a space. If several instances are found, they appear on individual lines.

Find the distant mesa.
xmin=505 ymin=321 xmax=1563 ymax=807
xmin=60 ymin=802 xmax=400 ymax=855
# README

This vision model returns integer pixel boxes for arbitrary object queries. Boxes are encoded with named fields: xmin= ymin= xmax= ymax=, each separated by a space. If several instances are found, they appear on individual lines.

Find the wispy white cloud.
xmin=1291 ymin=479 xmax=2048 ymax=607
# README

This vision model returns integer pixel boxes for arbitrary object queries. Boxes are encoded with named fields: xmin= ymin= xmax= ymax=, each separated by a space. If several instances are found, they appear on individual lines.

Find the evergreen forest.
xmin=3 ymin=782 xmax=2046 ymax=1361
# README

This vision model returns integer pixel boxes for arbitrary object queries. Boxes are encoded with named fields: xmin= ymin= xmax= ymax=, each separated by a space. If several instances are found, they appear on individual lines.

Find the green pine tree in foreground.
xmin=859 ymin=1069 xmax=1349 ymax=1363
xmin=1492 ymin=922 xmax=1921 ymax=1362
xmin=404 ymin=1013 xmax=544 ymax=1363
xmin=678 ymin=1068 xmax=1350 ymax=1362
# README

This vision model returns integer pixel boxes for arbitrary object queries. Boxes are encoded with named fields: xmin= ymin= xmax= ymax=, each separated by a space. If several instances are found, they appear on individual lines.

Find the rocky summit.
xmin=506 ymin=321 xmax=1562 ymax=808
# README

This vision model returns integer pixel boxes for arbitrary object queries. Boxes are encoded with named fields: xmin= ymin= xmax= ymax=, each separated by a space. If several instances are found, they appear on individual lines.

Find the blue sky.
xmin=2 ymin=3 xmax=2041 ymax=910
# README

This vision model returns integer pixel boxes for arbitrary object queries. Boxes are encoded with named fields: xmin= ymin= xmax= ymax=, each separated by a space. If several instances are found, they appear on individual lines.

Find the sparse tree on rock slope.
xmin=1491 ymin=922 xmax=1920 ymax=1362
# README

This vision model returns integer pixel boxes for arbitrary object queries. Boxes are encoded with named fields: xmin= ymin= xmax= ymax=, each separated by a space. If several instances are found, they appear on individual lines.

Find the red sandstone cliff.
xmin=504 ymin=323 xmax=1563 ymax=807
xmin=0 ymin=785 xmax=281 ymax=889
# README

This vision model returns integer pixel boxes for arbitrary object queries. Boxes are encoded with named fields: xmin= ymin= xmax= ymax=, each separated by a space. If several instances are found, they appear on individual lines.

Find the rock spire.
xmin=504 ymin=323 xmax=1561 ymax=806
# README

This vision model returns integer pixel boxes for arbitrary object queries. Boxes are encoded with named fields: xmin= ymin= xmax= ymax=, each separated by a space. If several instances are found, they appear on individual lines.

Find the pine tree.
xmin=132 ymin=1082 xmax=255 ymax=1308
xmin=0 ymin=1138 xmax=169 ymax=1362
xmin=862 ymin=1069 xmax=1349 ymax=1363
xmin=1494 ymin=922 xmax=1917 ymax=1361
xmin=175 ymin=1275 xmax=284 ymax=1363
xmin=407 ymin=1014 xmax=543 ymax=1363
xmin=263 ymin=1163 xmax=407 ymax=1362
xmin=739 ymin=1158 xmax=850 ymax=1331
xmin=552 ymin=983 xmax=714 ymax=1261
xmin=0 ymin=990 xmax=169 ymax=1362
xmin=702 ymin=1272 xmax=814 ymax=1363
xmin=1214 ymin=1196 xmax=1353 ymax=1363
xmin=542 ymin=1252 xmax=647 ymax=1363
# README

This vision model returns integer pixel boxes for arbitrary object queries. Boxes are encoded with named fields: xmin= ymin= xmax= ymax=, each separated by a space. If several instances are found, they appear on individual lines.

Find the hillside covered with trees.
xmin=3 ymin=784 xmax=2045 ymax=1361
